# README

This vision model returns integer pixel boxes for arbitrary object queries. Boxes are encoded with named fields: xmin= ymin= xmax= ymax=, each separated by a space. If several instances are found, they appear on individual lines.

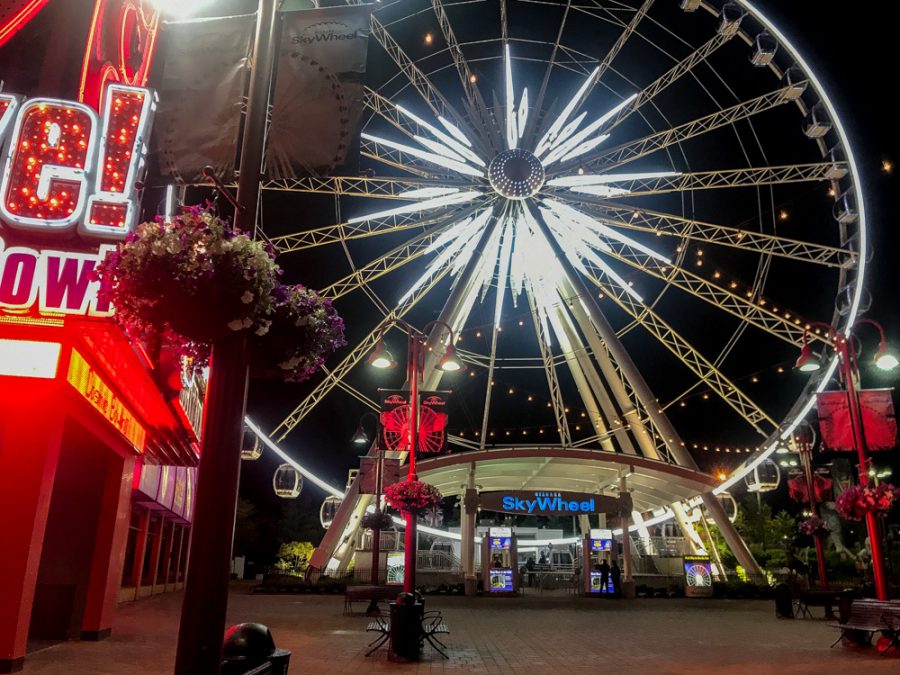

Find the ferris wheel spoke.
xmin=526 ymin=291 xmax=572 ymax=447
xmin=559 ymin=84 xmax=806 ymax=176
xmin=360 ymin=138 xmax=447 ymax=178
xmin=430 ymin=0 xmax=497 ymax=151
xmin=581 ymin=267 xmax=777 ymax=436
xmin=260 ymin=175 xmax=463 ymax=199
xmin=602 ymin=30 xmax=737 ymax=136
xmin=569 ymin=0 xmax=655 ymax=113
xmin=370 ymin=14 xmax=485 ymax=156
xmin=588 ymin=233 xmax=820 ymax=348
xmin=553 ymin=162 xmax=847 ymax=199
xmin=558 ymin=198 xmax=854 ymax=267
xmin=322 ymin=217 xmax=466 ymax=300
xmin=270 ymin=206 xmax=473 ymax=254
xmin=272 ymin=262 xmax=457 ymax=442
xmin=523 ymin=0 xmax=572 ymax=145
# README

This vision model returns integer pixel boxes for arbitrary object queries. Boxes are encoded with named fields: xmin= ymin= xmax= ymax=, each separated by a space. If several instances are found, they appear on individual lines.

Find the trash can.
xmin=773 ymin=583 xmax=793 ymax=619
xmin=838 ymin=588 xmax=859 ymax=624
xmin=389 ymin=593 xmax=422 ymax=661
xmin=221 ymin=623 xmax=292 ymax=675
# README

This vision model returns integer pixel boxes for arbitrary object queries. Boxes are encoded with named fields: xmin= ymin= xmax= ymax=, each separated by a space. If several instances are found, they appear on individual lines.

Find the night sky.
xmin=1 ymin=1 xmax=897 ymax=544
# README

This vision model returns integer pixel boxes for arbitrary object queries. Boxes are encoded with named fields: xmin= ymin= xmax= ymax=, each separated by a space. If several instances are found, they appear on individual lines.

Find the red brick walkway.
xmin=21 ymin=587 xmax=899 ymax=674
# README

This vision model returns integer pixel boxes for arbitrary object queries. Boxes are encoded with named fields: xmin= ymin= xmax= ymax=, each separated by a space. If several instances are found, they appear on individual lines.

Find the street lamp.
xmin=787 ymin=423 xmax=829 ymax=589
xmin=794 ymin=318 xmax=897 ymax=600
xmin=350 ymin=411 xmax=385 ymax=588
xmin=368 ymin=319 xmax=462 ymax=593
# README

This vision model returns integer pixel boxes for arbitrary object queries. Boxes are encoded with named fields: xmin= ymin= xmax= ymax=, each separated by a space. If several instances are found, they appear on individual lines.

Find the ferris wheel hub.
xmin=487 ymin=149 xmax=545 ymax=199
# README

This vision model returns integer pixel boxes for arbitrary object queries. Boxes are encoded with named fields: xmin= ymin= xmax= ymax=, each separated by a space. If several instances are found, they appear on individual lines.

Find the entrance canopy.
xmin=417 ymin=447 xmax=719 ymax=513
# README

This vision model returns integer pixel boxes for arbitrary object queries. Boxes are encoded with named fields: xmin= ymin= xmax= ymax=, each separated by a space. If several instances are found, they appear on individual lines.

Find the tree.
xmin=276 ymin=541 xmax=315 ymax=574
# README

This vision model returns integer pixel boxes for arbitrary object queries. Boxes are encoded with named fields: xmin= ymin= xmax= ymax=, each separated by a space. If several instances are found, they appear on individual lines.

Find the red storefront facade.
xmin=0 ymin=4 xmax=198 ymax=669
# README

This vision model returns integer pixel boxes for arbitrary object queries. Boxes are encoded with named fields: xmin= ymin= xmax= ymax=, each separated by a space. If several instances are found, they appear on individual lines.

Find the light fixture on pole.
xmin=367 ymin=338 xmax=396 ymax=369
xmin=351 ymin=411 xmax=379 ymax=446
xmin=794 ymin=336 xmax=822 ymax=373
xmin=874 ymin=339 xmax=899 ymax=371
xmin=438 ymin=341 xmax=464 ymax=372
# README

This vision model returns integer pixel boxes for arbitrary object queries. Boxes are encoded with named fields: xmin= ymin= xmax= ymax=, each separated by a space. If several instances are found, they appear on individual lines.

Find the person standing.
xmin=599 ymin=558 xmax=610 ymax=595
xmin=610 ymin=560 xmax=622 ymax=597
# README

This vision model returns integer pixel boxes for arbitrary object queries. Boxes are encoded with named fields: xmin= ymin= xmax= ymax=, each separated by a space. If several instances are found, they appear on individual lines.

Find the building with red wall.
xmin=0 ymin=4 xmax=198 ymax=671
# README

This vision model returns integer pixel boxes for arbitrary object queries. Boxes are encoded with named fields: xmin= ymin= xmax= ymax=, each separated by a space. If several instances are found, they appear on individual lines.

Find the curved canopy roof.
xmin=416 ymin=447 xmax=719 ymax=513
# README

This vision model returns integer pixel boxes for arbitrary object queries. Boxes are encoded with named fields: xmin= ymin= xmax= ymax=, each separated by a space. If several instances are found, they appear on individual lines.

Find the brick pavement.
xmin=20 ymin=586 xmax=899 ymax=674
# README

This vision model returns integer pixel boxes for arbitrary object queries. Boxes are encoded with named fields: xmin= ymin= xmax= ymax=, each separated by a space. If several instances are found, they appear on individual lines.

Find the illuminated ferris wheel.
xmin=261 ymin=0 xmax=866 ymax=505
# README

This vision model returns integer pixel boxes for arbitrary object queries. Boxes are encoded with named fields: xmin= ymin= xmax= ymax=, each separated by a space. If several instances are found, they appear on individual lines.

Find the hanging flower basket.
xmin=251 ymin=284 xmax=346 ymax=382
xmin=360 ymin=511 xmax=394 ymax=531
xmin=384 ymin=479 xmax=443 ymax=514
xmin=95 ymin=207 xmax=279 ymax=342
xmin=835 ymin=483 xmax=900 ymax=521
xmin=798 ymin=515 xmax=830 ymax=537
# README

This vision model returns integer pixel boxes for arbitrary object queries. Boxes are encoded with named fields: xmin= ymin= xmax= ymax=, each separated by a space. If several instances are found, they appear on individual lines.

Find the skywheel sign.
xmin=478 ymin=490 xmax=622 ymax=516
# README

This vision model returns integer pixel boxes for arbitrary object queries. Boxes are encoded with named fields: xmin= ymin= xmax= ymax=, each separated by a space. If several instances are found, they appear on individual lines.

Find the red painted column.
xmin=0 ymin=384 xmax=65 ymax=673
xmin=131 ymin=508 xmax=151 ymax=593
xmin=81 ymin=454 xmax=135 ymax=640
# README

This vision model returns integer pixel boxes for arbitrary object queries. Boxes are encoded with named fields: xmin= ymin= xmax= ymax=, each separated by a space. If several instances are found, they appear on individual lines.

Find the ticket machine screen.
xmin=590 ymin=538 xmax=612 ymax=552
xmin=489 ymin=569 xmax=514 ymax=592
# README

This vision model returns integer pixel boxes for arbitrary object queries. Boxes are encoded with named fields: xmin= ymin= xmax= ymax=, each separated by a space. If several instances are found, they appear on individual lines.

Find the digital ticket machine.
xmin=482 ymin=526 xmax=517 ymax=595
xmin=584 ymin=528 xmax=614 ymax=595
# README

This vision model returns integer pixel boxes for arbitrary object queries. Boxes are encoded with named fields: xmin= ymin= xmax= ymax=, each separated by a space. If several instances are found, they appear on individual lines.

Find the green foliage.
xmin=276 ymin=541 xmax=315 ymax=574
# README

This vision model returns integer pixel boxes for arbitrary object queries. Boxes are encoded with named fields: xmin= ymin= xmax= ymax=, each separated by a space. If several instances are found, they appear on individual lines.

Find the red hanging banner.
xmin=816 ymin=389 xmax=898 ymax=452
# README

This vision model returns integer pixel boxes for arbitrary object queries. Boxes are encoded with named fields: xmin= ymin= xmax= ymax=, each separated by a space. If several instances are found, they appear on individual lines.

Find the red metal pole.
xmin=837 ymin=336 xmax=889 ymax=600
xmin=403 ymin=333 xmax=420 ymax=594
xmin=370 ymin=439 xmax=382 ymax=586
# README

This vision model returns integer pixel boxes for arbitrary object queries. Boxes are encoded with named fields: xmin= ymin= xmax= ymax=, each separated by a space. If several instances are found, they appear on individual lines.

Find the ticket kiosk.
xmin=482 ymin=527 xmax=517 ymax=595
xmin=584 ymin=528 xmax=614 ymax=595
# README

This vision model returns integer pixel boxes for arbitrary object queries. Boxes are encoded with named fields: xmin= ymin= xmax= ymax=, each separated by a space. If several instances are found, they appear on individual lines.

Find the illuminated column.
xmin=82 ymin=454 xmax=135 ymax=641
xmin=462 ymin=465 xmax=478 ymax=596
xmin=0 ymin=384 xmax=65 ymax=672
xmin=619 ymin=477 xmax=633 ymax=587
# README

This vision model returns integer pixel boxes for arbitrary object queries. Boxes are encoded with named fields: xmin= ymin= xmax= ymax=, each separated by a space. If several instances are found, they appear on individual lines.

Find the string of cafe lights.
xmin=451 ymin=356 xmax=797 ymax=445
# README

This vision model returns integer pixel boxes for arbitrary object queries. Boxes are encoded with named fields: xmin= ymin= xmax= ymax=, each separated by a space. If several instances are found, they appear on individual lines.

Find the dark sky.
xmin=1 ymin=1 xmax=897 ymax=526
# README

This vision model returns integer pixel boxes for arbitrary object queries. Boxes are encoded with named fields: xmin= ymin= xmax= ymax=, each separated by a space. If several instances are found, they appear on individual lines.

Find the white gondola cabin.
xmin=319 ymin=496 xmax=342 ymax=528
xmin=241 ymin=427 xmax=262 ymax=460
xmin=744 ymin=458 xmax=781 ymax=493
xmin=273 ymin=464 xmax=302 ymax=498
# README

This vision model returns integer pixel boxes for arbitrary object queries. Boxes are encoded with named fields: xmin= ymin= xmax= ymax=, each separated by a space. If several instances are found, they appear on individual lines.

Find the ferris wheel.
xmin=262 ymin=0 xmax=866 ymax=490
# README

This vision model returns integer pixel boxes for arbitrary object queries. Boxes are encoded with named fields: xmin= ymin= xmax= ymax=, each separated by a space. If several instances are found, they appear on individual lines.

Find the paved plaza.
xmin=18 ymin=585 xmax=900 ymax=674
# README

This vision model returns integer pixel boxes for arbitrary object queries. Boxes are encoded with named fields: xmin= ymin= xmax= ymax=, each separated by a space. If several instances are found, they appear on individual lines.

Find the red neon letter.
xmin=0 ymin=98 xmax=98 ymax=232
xmin=83 ymin=85 xmax=156 ymax=238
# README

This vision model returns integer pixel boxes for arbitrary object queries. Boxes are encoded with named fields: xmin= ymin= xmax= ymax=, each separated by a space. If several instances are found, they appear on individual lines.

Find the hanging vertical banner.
xmin=418 ymin=390 xmax=450 ymax=454
xmin=816 ymin=389 xmax=898 ymax=452
xmin=266 ymin=5 xmax=372 ymax=179
xmin=147 ymin=14 xmax=253 ymax=184
xmin=358 ymin=456 xmax=402 ymax=495
xmin=379 ymin=389 xmax=411 ymax=453
xmin=377 ymin=389 xmax=451 ymax=455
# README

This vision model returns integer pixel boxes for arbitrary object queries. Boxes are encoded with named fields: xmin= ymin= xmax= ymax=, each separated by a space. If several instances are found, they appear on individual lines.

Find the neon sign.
xmin=67 ymin=347 xmax=146 ymax=452
xmin=0 ymin=84 xmax=156 ymax=240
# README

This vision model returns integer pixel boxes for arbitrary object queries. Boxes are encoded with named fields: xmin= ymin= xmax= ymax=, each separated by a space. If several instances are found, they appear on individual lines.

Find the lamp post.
xmin=368 ymin=320 xmax=462 ymax=593
xmin=352 ymin=412 xmax=383 ymax=586
xmin=795 ymin=318 xmax=898 ymax=600
xmin=173 ymin=1 xmax=280 ymax=672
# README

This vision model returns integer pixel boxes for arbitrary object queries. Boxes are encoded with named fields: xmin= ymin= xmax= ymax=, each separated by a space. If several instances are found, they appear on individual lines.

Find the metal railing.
xmin=177 ymin=377 xmax=205 ymax=438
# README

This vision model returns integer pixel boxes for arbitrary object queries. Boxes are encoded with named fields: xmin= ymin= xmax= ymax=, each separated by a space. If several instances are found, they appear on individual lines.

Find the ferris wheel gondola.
xmin=273 ymin=464 xmax=302 ymax=499
xmin=241 ymin=427 xmax=262 ymax=461
xmin=744 ymin=458 xmax=781 ymax=493
xmin=320 ymin=495 xmax=342 ymax=528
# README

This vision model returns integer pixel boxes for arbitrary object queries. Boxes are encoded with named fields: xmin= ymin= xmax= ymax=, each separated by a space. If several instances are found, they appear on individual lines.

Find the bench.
xmin=364 ymin=609 xmax=451 ymax=658
xmin=365 ymin=615 xmax=390 ymax=655
xmin=344 ymin=585 xmax=399 ymax=615
xmin=830 ymin=599 xmax=900 ymax=654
